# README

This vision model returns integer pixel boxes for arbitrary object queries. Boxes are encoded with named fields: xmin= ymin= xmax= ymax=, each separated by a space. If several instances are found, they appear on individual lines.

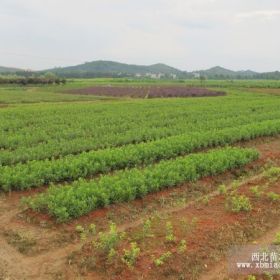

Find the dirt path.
xmin=199 ymin=224 xmax=280 ymax=280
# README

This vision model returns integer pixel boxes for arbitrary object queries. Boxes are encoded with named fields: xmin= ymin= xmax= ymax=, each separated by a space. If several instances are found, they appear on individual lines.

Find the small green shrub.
xmin=166 ymin=222 xmax=176 ymax=242
xmin=94 ymin=223 xmax=121 ymax=257
xmin=226 ymin=195 xmax=252 ymax=213
xmin=122 ymin=242 xmax=141 ymax=268
xmin=218 ymin=184 xmax=227 ymax=195
xmin=75 ymin=224 xmax=96 ymax=241
xmin=201 ymin=195 xmax=210 ymax=205
xmin=264 ymin=167 xmax=280 ymax=180
xmin=273 ymin=232 xmax=280 ymax=245
xmin=153 ymin=251 xmax=172 ymax=266
xmin=142 ymin=218 xmax=154 ymax=238
xmin=250 ymin=186 xmax=263 ymax=198
xmin=267 ymin=192 xmax=280 ymax=202
xmin=177 ymin=240 xmax=187 ymax=254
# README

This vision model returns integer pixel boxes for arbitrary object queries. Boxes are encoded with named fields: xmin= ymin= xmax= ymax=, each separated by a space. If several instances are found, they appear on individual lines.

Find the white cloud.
xmin=236 ymin=10 xmax=280 ymax=22
xmin=0 ymin=0 xmax=280 ymax=71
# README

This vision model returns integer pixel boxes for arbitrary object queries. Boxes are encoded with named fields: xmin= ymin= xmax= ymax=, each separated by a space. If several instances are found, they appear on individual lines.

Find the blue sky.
xmin=1 ymin=0 xmax=279 ymax=71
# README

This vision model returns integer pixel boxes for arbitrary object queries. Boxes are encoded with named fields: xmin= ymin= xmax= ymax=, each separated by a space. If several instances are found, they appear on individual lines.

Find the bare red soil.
xmin=67 ymin=86 xmax=225 ymax=98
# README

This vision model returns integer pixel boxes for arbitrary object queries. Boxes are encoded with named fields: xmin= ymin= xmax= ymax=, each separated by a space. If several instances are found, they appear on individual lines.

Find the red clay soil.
xmin=67 ymin=86 xmax=225 ymax=98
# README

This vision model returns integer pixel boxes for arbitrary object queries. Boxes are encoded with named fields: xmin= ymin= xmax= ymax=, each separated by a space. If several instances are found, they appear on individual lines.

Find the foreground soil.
xmin=1 ymin=136 xmax=280 ymax=280
xmin=67 ymin=86 xmax=225 ymax=98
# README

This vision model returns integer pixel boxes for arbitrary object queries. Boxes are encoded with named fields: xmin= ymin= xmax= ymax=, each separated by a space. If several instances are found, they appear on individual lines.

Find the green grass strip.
xmin=24 ymin=147 xmax=259 ymax=222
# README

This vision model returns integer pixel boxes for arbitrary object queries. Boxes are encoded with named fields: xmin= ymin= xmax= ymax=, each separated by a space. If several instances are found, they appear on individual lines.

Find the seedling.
xmin=142 ymin=218 xmax=154 ymax=238
xmin=250 ymin=186 xmax=263 ymax=198
xmin=267 ymin=192 xmax=280 ymax=202
xmin=225 ymin=195 xmax=252 ymax=213
xmin=218 ymin=184 xmax=227 ymax=195
xmin=273 ymin=232 xmax=280 ymax=245
xmin=153 ymin=251 xmax=172 ymax=266
xmin=122 ymin=242 xmax=141 ymax=268
xmin=177 ymin=240 xmax=187 ymax=254
xmin=94 ymin=223 xmax=123 ymax=259
xmin=75 ymin=224 xmax=96 ymax=241
xmin=165 ymin=221 xmax=176 ymax=242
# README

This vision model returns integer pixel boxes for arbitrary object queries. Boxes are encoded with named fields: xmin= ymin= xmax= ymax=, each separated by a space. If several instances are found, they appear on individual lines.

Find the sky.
xmin=0 ymin=0 xmax=280 ymax=72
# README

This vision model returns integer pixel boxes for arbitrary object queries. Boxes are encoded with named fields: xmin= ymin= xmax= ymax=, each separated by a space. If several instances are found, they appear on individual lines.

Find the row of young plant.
xmin=1 ymin=119 xmax=279 ymax=191
xmin=23 ymin=147 xmax=259 ymax=221
xmin=1 ymin=96 xmax=280 ymax=165
xmin=0 ymin=109 xmax=276 ymax=166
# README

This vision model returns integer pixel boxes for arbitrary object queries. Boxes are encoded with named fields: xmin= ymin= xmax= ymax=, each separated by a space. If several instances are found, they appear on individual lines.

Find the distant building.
xmin=193 ymin=72 xmax=201 ymax=78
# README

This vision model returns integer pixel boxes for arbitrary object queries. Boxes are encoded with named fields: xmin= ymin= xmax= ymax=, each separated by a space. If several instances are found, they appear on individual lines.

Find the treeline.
xmin=198 ymin=72 xmax=280 ymax=80
xmin=0 ymin=73 xmax=66 ymax=85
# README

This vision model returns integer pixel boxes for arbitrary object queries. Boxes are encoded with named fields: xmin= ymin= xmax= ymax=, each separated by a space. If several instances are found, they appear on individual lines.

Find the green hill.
xmin=44 ymin=60 xmax=183 ymax=78
xmin=0 ymin=66 xmax=23 ymax=73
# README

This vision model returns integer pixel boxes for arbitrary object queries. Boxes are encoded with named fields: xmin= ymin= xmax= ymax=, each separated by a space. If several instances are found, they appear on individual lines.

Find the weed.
xmin=226 ymin=195 xmax=252 ymax=213
xmin=267 ymin=192 xmax=280 ymax=202
xmin=166 ymin=221 xmax=176 ymax=242
xmin=247 ymin=276 xmax=256 ymax=280
xmin=108 ymin=248 xmax=117 ymax=262
xmin=273 ymin=232 xmax=280 ymax=245
xmin=122 ymin=242 xmax=141 ymax=268
xmin=177 ymin=240 xmax=187 ymax=254
xmin=153 ymin=251 xmax=172 ymax=266
xmin=142 ymin=218 xmax=154 ymax=238
xmin=201 ymin=195 xmax=210 ymax=205
xmin=250 ymin=186 xmax=263 ymax=198
xmin=218 ymin=184 xmax=227 ymax=195
xmin=75 ymin=224 xmax=96 ymax=241
xmin=94 ymin=223 xmax=122 ymax=258
xmin=264 ymin=272 xmax=274 ymax=280
xmin=264 ymin=167 xmax=280 ymax=180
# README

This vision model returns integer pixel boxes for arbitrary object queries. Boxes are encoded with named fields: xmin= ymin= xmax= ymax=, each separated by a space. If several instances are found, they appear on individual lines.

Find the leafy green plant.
xmin=121 ymin=242 xmax=141 ymax=268
xmin=153 ymin=251 xmax=172 ymax=266
xmin=264 ymin=167 xmax=280 ymax=180
xmin=94 ymin=223 xmax=122 ymax=258
xmin=201 ymin=195 xmax=210 ymax=205
xmin=142 ymin=218 xmax=154 ymax=238
xmin=166 ymin=222 xmax=176 ymax=242
xmin=177 ymin=240 xmax=187 ymax=254
xmin=273 ymin=232 xmax=280 ymax=245
xmin=218 ymin=184 xmax=227 ymax=195
xmin=267 ymin=192 xmax=280 ymax=202
xmin=250 ymin=186 xmax=263 ymax=198
xmin=226 ymin=195 xmax=252 ymax=213
xmin=247 ymin=275 xmax=256 ymax=280
xmin=75 ymin=224 xmax=96 ymax=241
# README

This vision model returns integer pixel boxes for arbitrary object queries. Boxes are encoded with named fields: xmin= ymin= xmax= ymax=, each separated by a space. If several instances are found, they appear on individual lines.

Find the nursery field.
xmin=1 ymin=80 xmax=280 ymax=280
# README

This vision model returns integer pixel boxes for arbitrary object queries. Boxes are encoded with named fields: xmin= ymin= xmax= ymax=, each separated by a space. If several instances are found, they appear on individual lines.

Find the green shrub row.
xmin=1 ymin=119 xmax=279 ymax=191
xmin=24 ymin=147 xmax=259 ymax=222
xmin=1 ymin=97 xmax=280 ymax=165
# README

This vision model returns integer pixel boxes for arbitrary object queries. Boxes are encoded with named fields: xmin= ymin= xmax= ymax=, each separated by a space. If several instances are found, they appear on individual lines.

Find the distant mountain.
xmin=195 ymin=66 xmax=260 ymax=78
xmin=197 ymin=66 xmax=236 ymax=76
xmin=1 ymin=60 xmax=279 ymax=80
xmin=45 ymin=60 xmax=183 ymax=78
xmin=0 ymin=66 xmax=23 ymax=73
